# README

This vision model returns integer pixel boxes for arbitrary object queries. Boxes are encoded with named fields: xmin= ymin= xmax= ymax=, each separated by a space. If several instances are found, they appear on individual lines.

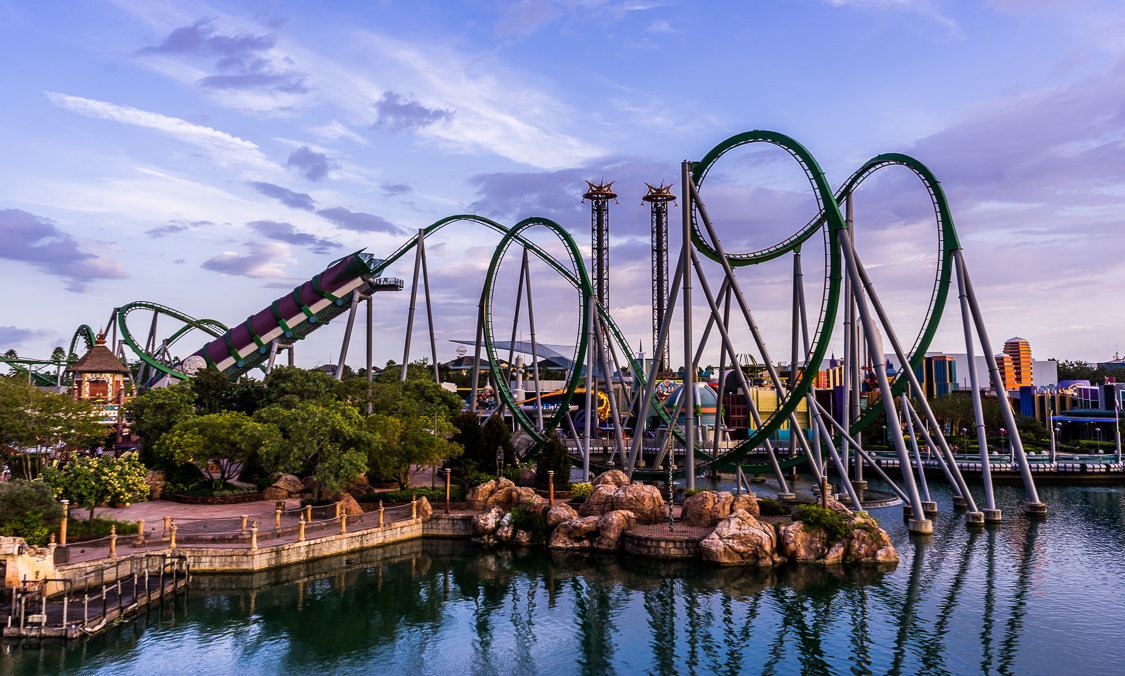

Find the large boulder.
xmin=337 ymin=493 xmax=364 ymax=516
xmin=844 ymin=513 xmax=898 ymax=563
xmin=592 ymin=470 xmax=630 ymax=488
xmin=145 ymin=470 xmax=167 ymax=500
xmin=487 ymin=485 xmax=540 ymax=508
xmin=578 ymin=483 xmax=665 ymax=522
xmin=472 ymin=507 xmax=505 ymax=537
xmin=777 ymin=522 xmax=829 ymax=562
xmin=517 ymin=468 xmax=537 ymax=486
xmin=347 ymin=476 xmax=374 ymax=499
xmin=731 ymin=493 xmax=759 ymax=517
xmin=301 ymin=476 xmax=318 ymax=493
xmin=681 ymin=491 xmax=717 ymax=527
xmin=416 ymin=496 xmax=433 ymax=522
xmin=261 ymin=486 xmax=289 ymax=502
xmin=592 ymin=510 xmax=636 ymax=551
xmin=273 ymin=474 xmax=305 ymax=495
xmin=547 ymin=504 xmax=579 ymax=528
xmin=494 ymin=513 xmax=514 ymax=542
xmin=778 ymin=507 xmax=899 ymax=564
xmin=467 ymin=480 xmax=498 ymax=510
xmin=548 ymin=516 xmax=600 ymax=549
xmin=701 ymin=510 xmax=780 ymax=567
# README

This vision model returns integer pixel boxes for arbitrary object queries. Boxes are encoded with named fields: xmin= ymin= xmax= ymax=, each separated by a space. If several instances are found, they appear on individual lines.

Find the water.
xmin=6 ymin=482 xmax=1125 ymax=675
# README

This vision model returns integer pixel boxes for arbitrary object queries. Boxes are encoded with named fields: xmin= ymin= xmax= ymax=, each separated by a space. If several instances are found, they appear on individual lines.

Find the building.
xmin=66 ymin=335 xmax=132 ymax=439
xmin=1003 ymin=337 xmax=1034 ymax=388
xmin=994 ymin=353 xmax=1017 ymax=391
xmin=913 ymin=355 xmax=958 ymax=398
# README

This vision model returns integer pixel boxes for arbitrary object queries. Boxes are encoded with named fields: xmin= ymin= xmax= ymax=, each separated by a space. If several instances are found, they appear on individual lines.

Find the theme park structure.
xmin=9 ymin=130 xmax=1070 ymax=534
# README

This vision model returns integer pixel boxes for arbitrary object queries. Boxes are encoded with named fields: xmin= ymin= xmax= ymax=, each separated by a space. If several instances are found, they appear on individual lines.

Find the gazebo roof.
xmin=66 ymin=339 xmax=131 ymax=375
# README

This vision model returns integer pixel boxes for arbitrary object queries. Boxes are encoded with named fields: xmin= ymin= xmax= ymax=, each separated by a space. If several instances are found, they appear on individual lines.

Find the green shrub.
xmin=356 ymin=487 xmax=465 ymax=504
xmin=502 ymin=464 xmax=524 ymax=482
xmin=176 ymin=482 xmax=253 ymax=498
xmin=757 ymin=498 xmax=790 ymax=516
xmin=1 ymin=511 xmax=52 ymax=546
xmin=459 ymin=470 xmax=495 ymax=488
xmin=0 ymin=479 xmax=64 ymax=528
xmin=792 ymin=505 xmax=852 ymax=545
xmin=571 ymin=482 xmax=592 ymax=502
xmin=54 ymin=517 xmax=139 ymax=540
xmin=684 ymin=488 xmax=706 ymax=497
xmin=509 ymin=503 xmax=551 ymax=543
xmin=534 ymin=434 xmax=572 ymax=487
xmin=162 ymin=462 xmax=209 ymax=494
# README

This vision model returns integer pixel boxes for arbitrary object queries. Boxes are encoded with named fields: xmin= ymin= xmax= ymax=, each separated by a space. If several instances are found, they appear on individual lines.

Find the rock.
xmin=711 ymin=492 xmax=734 ymax=523
xmin=272 ymin=474 xmax=305 ymax=495
xmin=494 ymin=513 xmax=514 ymax=542
xmin=822 ymin=539 xmax=847 ymax=565
xmin=467 ymin=480 xmax=498 ymax=510
xmin=261 ymin=486 xmax=289 ymax=501
xmin=337 ymin=493 xmax=364 ymax=516
xmin=547 ymin=504 xmax=579 ymax=528
xmin=517 ymin=468 xmax=537 ymax=486
xmin=578 ymin=483 xmax=666 ymax=522
xmin=347 ymin=477 xmax=374 ymax=499
xmin=512 ymin=530 xmax=533 ymax=545
xmin=472 ymin=507 xmax=505 ymax=537
xmin=416 ymin=496 xmax=433 ymax=522
xmin=487 ymin=485 xmax=539 ymax=507
xmin=497 ymin=477 xmax=516 ymax=490
xmin=777 ymin=522 xmax=829 ymax=562
xmin=592 ymin=510 xmax=636 ymax=550
xmin=825 ymin=498 xmax=852 ymax=516
xmin=700 ymin=510 xmax=780 ymax=567
xmin=548 ymin=516 xmax=600 ymax=549
xmin=845 ymin=514 xmax=898 ymax=563
xmin=145 ymin=470 xmax=166 ymax=500
xmin=730 ymin=494 xmax=759 ymax=517
xmin=592 ymin=470 xmax=630 ymax=488
xmin=681 ymin=491 xmax=718 ymax=527
xmin=301 ymin=476 xmax=318 ymax=493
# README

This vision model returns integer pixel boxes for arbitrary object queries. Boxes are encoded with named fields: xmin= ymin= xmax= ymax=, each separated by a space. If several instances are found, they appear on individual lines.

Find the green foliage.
xmin=0 ymin=378 xmax=107 ymax=457
xmin=482 ymin=414 xmax=516 ymax=468
xmin=792 ymin=505 xmax=852 ymax=545
xmin=255 ymin=400 xmax=375 ymax=500
xmin=1055 ymin=359 xmax=1125 ymax=386
xmin=56 ymin=517 xmax=138 ymax=539
xmin=175 ymin=482 xmax=253 ymax=498
xmin=570 ymin=482 xmax=592 ymax=502
xmin=154 ymin=410 xmax=280 ymax=488
xmin=365 ymin=413 xmax=463 ymax=490
xmin=0 ymin=479 xmax=64 ymax=528
xmin=190 ymin=368 xmax=264 ymax=415
xmin=509 ymin=503 xmax=551 ymax=543
xmin=2 ymin=511 xmax=52 ymax=547
xmin=356 ymin=487 xmax=465 ymax=504
xmin=459 ymin=470 xmax=496 ymax=489
xmin=162 ymin=461 xmax=208 ymax=494
xmin=757 ymin=498 xmax=790 ymax=516
xmin=502 ymin=464 xmax=524 ymax=482
xmin=535 ymin=434 xmax=572 ymax=488
xmin=684 ymin=488 xmax=706 ymax=497
xmin=449 ymin=410 xmax=486 ymax=479
xmin=125 ymin=383 xmax=197 ymax=457
xmin=43 ymin=453 xmax=150 ymax=522
xmin=260 ymin=366 xmax=337 ymax=409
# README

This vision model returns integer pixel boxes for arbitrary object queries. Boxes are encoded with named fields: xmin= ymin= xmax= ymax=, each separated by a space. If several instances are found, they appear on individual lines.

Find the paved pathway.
xmin=89 ymin=498 xmax=303 ymax=523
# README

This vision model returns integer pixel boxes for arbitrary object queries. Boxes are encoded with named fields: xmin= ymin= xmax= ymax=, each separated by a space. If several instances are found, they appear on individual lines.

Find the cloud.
xmin=646 ymin=20 xmax=677 ymax=33
xmin=818 ymin=0 xmax=962 ymax=36
xmin=173 ymin=259 xmax=186 ymax=264
xmin=380 ymin=183 xmax=413 ymax=197
xmin=146 ymin=219 xmax=212 ymax=238
xmin=201 ymin=241 xmax=293 ymax=278
xmin=247 ymin=220 xmax=340 ymax=254
xmin=317 ymin=207 xmax=406 ymax=234
xmin=46 ymin=92 xmax=275 ymax=170
xmin=136 ymin=17 xmax=307 ymax=96
xmin=286 ymin=146 xmax=334 ymax=182
xmin=0 ymin=209 xmax=127 ymax=292
xmin=306 ymin=120 xmax=369 ymax=144
xmin=372 ymin=91 xmax=454 ymax=133
xmin=0 ymin=326 xmax=52 ymax=349
xmin=248 ymin=181 xmax=317 ymax=210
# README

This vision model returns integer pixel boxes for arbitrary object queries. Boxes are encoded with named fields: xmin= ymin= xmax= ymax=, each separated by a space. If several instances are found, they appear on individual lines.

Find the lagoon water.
xmin=6 ymin=481 xmax=1125 ymax=676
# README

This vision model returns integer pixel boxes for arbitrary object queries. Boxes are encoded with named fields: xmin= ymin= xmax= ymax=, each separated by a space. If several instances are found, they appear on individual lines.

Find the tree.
xmin=535 ymin=433 xmax=572 ymax=488
xmin=44 ymin=453 xmax=149 ymax=522
xmin=125 ymin=383 xmax=197 ymax=458
xmin=261 ymin=366 xmax=337 ymax=409
xmin=449 ymin=410 xmax=486 ymax=478
xmin=366 ymin=414 xmax=463 ymax=489
xmin=255 ymin=401 xmax=376 ymax=501
xmin=154 ymin=411 xmax=280 ymax=489
xmin=481 ymin=413 xmax=516 ymax=469
xmin=190 ymin=368 xmax=264 ymax=415
xmin=50 ymin=347 xmax=66 ymax=362
xmin=0 ymin=379 xmax=106 ymax=477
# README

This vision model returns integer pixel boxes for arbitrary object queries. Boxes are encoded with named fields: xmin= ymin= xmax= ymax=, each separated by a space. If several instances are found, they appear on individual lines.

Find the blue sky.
xmin=2 ymin=0 xmax=1124 ymax=372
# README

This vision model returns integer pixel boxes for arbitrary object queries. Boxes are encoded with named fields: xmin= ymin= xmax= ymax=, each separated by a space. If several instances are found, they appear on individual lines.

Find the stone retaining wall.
xmin=623 ymin=531 xmax=704 ymax=560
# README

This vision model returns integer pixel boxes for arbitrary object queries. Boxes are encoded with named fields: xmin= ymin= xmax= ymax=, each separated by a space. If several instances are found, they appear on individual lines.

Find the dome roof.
xmin=667 ymin=383 xmax=720 ymax=426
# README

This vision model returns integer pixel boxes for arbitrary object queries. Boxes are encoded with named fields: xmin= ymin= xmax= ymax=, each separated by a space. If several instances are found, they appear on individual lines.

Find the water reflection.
xmin=7 ymin=485 xmax=1125 ymax=676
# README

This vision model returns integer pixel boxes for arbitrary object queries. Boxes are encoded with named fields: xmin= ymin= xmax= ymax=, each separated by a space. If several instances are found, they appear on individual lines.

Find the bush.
xmin=0 ymin=479 xmax=64 ymax=528
xmin=792 ymin=505 xmax=852 ymax=545
xmin=356 ymin=487 xmax=465 ymax=504
xmin=1 ymin=511 xmax=52 ymax=547
xmin=176 ymin=482 xmax=253 ymax=498
xmin=571 ymin=482 xmax=592 ymax=503
xmin=509 ymin=503 xmax=551 ymax=543
xmin=459 ymin=470 xmax=495 ymax=488
xmin=161 ymin=462 xmax=209 ymax=495
xmin=534 ymin=434 xmax=572 ymax=488
xmin=502 ymin=464 xmax=524 ymax=482
xmin=55 ymin=517 xmax=138 ymax=540
xmin=757 ymin=498 xmax=790 ymax=516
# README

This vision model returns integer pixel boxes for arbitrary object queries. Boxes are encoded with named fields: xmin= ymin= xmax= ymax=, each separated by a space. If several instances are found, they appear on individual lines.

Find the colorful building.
xmin=66 ymin=335 xmax=132 ymax=438
xmin=1003 ymin=337 xmax=1034 ymax=388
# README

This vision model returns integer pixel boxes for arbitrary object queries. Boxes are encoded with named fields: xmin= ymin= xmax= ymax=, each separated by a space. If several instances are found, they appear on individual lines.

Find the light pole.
xmin=1000 ymin=427 xmax=1008 ymax=461
xmin=1096 ymin=427 xmax=1102 ymax=455
xmin=882 ymin=425 xmax=887 ymax=449
xmin=962 ymin=428 xmax=968 ymax=455
xmin=496 ymin=447 xmax=503 ymax=478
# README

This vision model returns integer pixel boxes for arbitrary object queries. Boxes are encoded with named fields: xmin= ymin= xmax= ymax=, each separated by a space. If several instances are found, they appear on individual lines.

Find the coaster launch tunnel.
xmin=187 ymin=252 xmax=398 ymax=378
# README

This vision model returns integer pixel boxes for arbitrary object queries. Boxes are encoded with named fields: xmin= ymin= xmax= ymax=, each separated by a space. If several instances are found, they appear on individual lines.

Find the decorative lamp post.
xmin=882 ymin=425 xmax=887 ymax=449
xmin=496 ymin=447 xmax=504 ymax=478
xmin=962 ymin=428 xmax=968 ymax=454
xmin=444 ymin=468 xmax=452 ymax=514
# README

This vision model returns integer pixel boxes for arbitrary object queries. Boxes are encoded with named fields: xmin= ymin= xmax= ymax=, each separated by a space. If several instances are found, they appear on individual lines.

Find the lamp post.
xmin=1000 ymin=427 xmax=1008 ymax=462
xmin=496 ymin=447 xmax=503 ymax=478
xmin=882 ymin=425 xmax=887 ymax=449
xmin=962 ymin=428 xmax=968 ymax=455
xmin=1096 ymin=427 xmax=1102 ymax=455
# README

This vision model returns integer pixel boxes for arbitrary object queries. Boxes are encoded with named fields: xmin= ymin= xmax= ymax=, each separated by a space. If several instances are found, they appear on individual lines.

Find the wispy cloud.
xmin=306 ymin=120 xmax=369 ymax=144
xmin=248 ymin=181 xmax=317 ymax=210
xmin=201 ymin=241 xmax=293 ymax=278
xmin=45 ymin=92 xmax=277 ymax=171
xmin=317 ymin=206 xmax=405 ymax=234
xmin=247 ymin=220 xmax=340 ymax=254
xmin=0 ymin=209 xmax=127 ymax=292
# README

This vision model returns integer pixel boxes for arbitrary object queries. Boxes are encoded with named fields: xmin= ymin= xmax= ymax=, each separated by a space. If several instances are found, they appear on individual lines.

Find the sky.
xmin=2 ymin=0 xmax=1124 ymax=375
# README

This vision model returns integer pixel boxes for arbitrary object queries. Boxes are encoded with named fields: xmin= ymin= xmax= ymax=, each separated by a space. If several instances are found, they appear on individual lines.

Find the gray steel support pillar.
xmin=594 ymin=316 xmax=627 ymax=464
xmin=583 ymin=298 xmax=594 ymax=482
xmin=335 ymin=291 xmax=360 ymax=382
xmin=955 ymin=248 xmax=995 ymax=512
xmin=470 ymin=305 xmax=483 ymax=414
xmin=902 ymin=393 xmax=932 ymax=506
xmin=713 ymin=287 xmax=731 ymax=461
xmin=681 ymin=161 xmax=695 ymax=490
xmin=523 ymin=249 xmax=545 ymax=431
xmin=419 ymin=231 xmax=440 ymax=384
xmin=812 ymin=399 xmax=911 ymax=504
xmin=401 ymin=233 xmax=423 ymax=381
xmin=266 ymin=339 xmax=279 ymax=374
xmin=838 ymin=228 xmax=930 ymax=533
xmin=809 ymin=394 xmax=863 ymax=510
xmin=956 ymin=249 xmax=1044 ymax=512
xmin=366 ymin=296 xmax=373 ymax=416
